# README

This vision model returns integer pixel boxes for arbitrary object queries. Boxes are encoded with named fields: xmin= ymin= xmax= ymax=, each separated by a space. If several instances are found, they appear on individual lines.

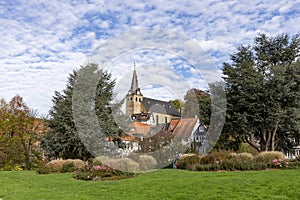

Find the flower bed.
xmin=73 ymin=159 xmax=137 ymax=181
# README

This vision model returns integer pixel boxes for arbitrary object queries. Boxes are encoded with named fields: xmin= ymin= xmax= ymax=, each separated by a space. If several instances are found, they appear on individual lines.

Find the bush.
xmin=73 ymin=159 xmax=137 ymax=181
xmin=200 ymin=150 xmax=232 ymax=164
xmin=37 ymin=159 xmax=84 ymax=174
xmin=238 ymin=152 xmax=254 ymax=160
xmin=138 ymin=155 xmax=157 ymax=171
xmin=238 ymin=143 xmax=258 ymax=155
xmin=61 ymin=162 xmax=77 ymax=173
xmin=195 ymin=151 xmax=291 ymax=171
xmin=176 ymin=154 xmax=201 ymax=170
xmin=288 ymin=161 xmax=300 ymax=169
xmin=102 ymin=158 xmax=139 ymax=173
xmin=254 ymin=151 xmax=285 ymax=164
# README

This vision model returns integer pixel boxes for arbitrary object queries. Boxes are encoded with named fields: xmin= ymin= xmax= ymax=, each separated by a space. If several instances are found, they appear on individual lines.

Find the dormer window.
xmin=199 ymin=126 xmax=205 ymax=132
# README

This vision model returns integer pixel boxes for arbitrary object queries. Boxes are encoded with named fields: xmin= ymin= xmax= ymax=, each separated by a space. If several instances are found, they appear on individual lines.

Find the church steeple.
xmin=128 ymin=62 xmax=141 ymax=95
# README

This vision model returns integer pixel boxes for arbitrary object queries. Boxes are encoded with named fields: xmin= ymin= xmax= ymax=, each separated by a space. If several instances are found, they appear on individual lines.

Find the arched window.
xmin=136 ymin=97 xmax=138 ymax=101
xmin=156 ymin=115 xmax=159 ymax=125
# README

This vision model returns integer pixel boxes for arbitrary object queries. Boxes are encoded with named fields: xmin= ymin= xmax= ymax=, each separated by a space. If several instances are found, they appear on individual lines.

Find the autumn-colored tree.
xmin=0 ymin=96 xmax=46 ymax=170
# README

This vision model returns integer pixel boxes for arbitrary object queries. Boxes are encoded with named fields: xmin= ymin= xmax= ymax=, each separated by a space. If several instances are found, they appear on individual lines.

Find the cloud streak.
xmin=0 ymin=0 xmax=299 ymax=114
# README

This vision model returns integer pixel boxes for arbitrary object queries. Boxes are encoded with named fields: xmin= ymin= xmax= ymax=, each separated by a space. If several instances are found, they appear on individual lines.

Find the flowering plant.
xmin=73 ymin=159 xmax=136 ymax=181
xmin=272 ymin=159 xmax=289 ymax=169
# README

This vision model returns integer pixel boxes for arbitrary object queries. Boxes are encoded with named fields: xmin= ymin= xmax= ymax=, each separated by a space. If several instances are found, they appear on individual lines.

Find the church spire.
xmin=129 ymin=62 xmax=141 ymax=95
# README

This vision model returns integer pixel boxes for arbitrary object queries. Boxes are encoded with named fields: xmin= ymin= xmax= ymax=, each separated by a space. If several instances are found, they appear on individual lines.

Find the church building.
xmin=125 ymin=66 xmax=181 ymax=125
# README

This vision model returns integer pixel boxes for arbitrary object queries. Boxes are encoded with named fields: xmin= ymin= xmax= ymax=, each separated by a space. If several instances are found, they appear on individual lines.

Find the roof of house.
xmin=142 ymin=97 xmax=181 ymax=117
xmin=171 ymin=118 xmax=198 ymax=137
xmin=128 ymin=121 xmax=154 ymax=135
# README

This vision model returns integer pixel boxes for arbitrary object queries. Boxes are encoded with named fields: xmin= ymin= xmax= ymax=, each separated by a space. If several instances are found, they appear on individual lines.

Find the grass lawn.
xmin=0 ymin=169 xmax=299 ymax=200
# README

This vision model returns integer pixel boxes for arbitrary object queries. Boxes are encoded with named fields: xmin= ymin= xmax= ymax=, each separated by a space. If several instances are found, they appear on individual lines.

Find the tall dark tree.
xmin=182 ymin=88 xmax=211 ymax=125
xmin=223 ymin=33 xmax=300 ymax=152
xmin=42 ymin=63 xmax=122 ymax=160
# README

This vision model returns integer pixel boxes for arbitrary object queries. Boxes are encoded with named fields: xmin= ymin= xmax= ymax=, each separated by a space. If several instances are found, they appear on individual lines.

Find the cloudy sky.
xmin=0 ymin=0 xmax=299 ymax=115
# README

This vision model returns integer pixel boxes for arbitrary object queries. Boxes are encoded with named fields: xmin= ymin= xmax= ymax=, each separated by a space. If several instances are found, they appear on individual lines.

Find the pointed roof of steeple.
xmin=128 ymin=62 xmax=142 ymax=95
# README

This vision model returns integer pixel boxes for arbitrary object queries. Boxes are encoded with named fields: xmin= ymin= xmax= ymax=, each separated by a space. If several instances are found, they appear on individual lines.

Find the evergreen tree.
xmin=42 ymin=63 xmax=123 ymax=160
xmin=223 ymin=33 xmax=300 ymax=152
xmin=182 ymin=88 xmax=211 ymax=125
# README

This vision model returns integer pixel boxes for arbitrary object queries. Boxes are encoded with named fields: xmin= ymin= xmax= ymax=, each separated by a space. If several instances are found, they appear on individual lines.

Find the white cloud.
xmin=0 ymin=0 xmax=299 ymax=115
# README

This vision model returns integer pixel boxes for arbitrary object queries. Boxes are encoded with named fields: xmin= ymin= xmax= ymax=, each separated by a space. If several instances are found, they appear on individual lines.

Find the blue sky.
xmin=0 ymin=0 xmax=299 ymax=115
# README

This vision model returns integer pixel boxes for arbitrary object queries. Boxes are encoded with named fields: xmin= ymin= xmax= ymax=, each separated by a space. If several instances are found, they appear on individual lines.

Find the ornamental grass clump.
xmin=138 ymin=155 xmax=157 ymax=171
xmin=36 ymin=159 xmax=84 ymax=174
xmin=102 ymin=157 xmax=139 ymax=173
xmin=254 ymin=151 xmax=286 ymax=167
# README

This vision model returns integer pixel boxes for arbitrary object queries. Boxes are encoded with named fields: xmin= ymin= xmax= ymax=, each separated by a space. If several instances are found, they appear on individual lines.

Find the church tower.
xmin=126 ymin=63 xmax=143 ymax=116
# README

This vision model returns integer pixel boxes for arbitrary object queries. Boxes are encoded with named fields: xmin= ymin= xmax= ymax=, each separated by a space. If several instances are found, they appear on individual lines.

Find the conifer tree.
xmin=42 ymin=63 xmax=123 ymax=160
xmin=223 ymin=33 xmax=300 ymax=152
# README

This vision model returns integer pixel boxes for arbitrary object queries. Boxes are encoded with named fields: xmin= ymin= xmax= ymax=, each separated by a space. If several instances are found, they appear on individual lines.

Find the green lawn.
xmin=0 ymin=169 xmax=299 ymax=200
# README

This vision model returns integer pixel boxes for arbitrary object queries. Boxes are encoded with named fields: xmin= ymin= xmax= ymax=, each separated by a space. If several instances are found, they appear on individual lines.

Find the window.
xmin=165 ymin=116 xmax=168 ymax=123
xmin=199 ymin=126 xmax=205 ymax=132
xmin=156 ymin=115 xmax=159 ymax=125
xmin=136 ymin=97 xmax=138 ymax=101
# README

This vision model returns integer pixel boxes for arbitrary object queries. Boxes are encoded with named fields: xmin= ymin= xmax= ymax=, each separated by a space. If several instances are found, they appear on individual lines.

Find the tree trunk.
xmin=265 ymin=130 xmax=271 ymax=151
xmin=245 ymin=137 xmax=260 ymax=152
xmin=271 ymin=127 xmax=277 ymax=151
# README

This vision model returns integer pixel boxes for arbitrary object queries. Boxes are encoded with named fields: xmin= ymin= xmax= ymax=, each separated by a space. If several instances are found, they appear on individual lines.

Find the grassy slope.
xmin=0 ymin=169 xmax=300 ymax=200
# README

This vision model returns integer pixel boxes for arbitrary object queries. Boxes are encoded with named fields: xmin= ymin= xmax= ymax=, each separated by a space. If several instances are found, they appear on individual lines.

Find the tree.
xmin=223 ymin=33 xmax=300 ymax=152
xmin=41 ymin=63 xmax=123 ymax=160
xmin=169 ymin=99 xmax=184 ymax=113
xmin=0 ymin=96 xmax=45 ymax=169
xmin=182 ymin=88 xmax=211 ymax=125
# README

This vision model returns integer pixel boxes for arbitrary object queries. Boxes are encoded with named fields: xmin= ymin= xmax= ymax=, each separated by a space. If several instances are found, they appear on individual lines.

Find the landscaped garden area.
xmin=0 ymin=169 xmax=300 ymax=199
xmin=1 ymin=151 xmax=300 ymax=200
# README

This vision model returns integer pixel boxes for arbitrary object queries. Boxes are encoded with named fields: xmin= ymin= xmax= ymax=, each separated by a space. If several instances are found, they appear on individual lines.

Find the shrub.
xmin=36 ymin=161 xmax=57 ymax=174
xmin=288 ymin=161 xmax=300 ymax=169
xmin=138 ymin=155 xmax=157 ymax=171
xmin=73 ymin=159 xmax=137 ymax=181
xmin=238 ymin=153 xmax=254 ymax=160
xmin=200 ymin=150 xmax=232 ymax=164
xmin=61 ymin=162 xmax=77 ymax=173
xmin=254 ymin=151 xmax=285 ymax=164
xmin=102 ymin=158 xmax=139 ymax=173
xmin=176 ymin=154 xmax=201 ymax=170
xmin=37 ymin=159 xmax=84 ymax=174
xmin=238 ymin=143 xmax=258 ymax=155
xmin=271 ymin=159 xmax=290 ymax=169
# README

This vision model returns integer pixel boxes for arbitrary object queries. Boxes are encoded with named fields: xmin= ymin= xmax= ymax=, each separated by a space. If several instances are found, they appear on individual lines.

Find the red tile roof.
xmin=171 ymin=118 xmax=198 ymax=137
